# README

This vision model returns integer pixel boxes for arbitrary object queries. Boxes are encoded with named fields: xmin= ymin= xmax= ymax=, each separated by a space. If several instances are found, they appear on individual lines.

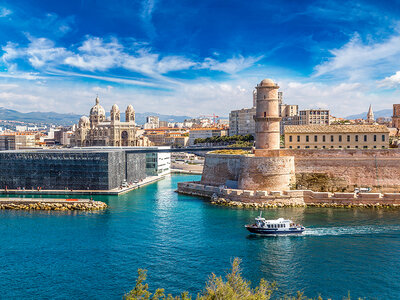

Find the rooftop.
xmin=284 ymin=124 xmax=390 ymax=134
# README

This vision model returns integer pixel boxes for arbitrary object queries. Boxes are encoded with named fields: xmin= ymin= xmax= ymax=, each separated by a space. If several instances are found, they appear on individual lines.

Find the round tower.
xmin=254 ymin=79 xmax=281 ymax=150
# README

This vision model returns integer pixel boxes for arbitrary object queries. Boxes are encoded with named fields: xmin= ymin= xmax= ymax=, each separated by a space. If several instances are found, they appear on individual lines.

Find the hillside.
xmin=345 ymin=109 xmax=392 ymax=120
xmin=0 ymin=107 xmax=192 ymax=126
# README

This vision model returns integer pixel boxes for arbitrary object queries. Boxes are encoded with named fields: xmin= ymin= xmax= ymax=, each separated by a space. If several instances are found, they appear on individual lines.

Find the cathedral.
xmin=73 ymin=96 xmax=140 ymax=147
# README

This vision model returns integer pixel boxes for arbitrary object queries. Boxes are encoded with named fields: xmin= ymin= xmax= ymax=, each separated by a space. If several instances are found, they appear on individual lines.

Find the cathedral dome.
xmin=79 ymin=116 xmax=90 ymax=127
xmin=90 ymin=96 xmax=106 ymax=117
xmin=260 ymin=78 xmax=276 ymax=87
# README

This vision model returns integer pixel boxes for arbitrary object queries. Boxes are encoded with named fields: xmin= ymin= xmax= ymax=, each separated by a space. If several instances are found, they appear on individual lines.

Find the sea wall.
xmin=177 ymin=181 xmax=400 ymax=207
xmin=200 ymin=154 xmax=295 ymax=190
xmin=254 ymin=149 xmax=400 ymax=191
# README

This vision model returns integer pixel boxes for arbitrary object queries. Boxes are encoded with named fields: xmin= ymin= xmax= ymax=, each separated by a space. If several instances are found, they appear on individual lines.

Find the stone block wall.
xmin=200 ymin=153 xmax=295 ymax=191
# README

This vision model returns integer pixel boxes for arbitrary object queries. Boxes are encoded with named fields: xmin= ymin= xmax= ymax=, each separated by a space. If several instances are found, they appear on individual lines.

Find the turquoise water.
xmin=1 ymin=174 xmax=400 ymax=299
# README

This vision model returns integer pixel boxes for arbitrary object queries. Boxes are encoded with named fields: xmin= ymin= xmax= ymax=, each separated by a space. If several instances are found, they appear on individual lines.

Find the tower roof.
xmin=367 ymin=104 xmax=374 ymax=121
xmin=259 ymin=78 xmax=276 ymax=87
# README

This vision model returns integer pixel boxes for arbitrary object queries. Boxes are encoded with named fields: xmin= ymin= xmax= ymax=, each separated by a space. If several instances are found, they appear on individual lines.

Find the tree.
xmin=124 ymin=258 xmax=361 ymax=300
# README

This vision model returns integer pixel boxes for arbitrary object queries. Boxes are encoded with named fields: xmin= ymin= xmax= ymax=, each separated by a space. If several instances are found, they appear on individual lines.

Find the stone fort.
xmin=200 ymin=79 xmax=400 ymax=193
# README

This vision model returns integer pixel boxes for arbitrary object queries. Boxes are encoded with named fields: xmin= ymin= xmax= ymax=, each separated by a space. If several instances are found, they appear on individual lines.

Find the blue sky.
xmin=0 ymin=0 xmax=400 ymax=117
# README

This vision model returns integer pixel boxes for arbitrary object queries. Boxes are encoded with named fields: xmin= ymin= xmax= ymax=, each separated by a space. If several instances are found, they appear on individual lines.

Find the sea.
xmin=0 ymin=174 xmax=399 ymax=299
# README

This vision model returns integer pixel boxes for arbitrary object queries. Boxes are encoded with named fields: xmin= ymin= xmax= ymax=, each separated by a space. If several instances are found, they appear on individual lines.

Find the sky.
xmin=0 ymin=0 xmax=400 ymax=117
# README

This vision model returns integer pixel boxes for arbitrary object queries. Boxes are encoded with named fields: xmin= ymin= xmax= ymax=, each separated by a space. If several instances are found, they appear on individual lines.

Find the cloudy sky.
xmin=0 ymin=0 xmax=400 ymax=117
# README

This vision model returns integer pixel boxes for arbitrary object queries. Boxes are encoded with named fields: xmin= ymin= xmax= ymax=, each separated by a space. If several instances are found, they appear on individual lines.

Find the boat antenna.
xmin=259 ymin=211 xmax=262 ymax=218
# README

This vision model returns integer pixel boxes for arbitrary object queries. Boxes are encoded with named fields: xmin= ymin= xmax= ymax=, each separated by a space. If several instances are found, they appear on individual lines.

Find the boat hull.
xmin=245 ymin=225 xmax=305 ymax=235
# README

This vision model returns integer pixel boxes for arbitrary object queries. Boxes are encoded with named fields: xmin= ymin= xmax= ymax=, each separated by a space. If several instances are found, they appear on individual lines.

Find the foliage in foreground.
xmin=123 ymin=258 xmax=362 ymax=300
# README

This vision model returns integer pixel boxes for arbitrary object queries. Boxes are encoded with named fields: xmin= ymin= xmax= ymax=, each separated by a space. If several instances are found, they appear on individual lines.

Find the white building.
xmin=146 ymin=147 xmax=171 ymax=176
xmin=189 ymin=128 xmax=228 ymax=145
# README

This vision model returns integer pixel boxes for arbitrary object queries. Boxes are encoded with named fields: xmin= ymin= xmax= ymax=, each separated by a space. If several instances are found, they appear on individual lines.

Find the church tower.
xmin=367 ymin=104 xmax=374 ymax=124
xmin=110 ymin=104 xmax=120 ymax=122
xmin=126 ymin=105 xmax=135 ymax=123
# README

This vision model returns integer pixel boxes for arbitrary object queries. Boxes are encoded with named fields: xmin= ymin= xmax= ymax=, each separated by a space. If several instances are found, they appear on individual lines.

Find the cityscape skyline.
xmin=0 ymin=0 xmax=400 ymax=116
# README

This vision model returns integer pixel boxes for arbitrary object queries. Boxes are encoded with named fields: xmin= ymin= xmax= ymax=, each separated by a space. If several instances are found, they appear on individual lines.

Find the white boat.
xmin=245 ymin=213 xmax=305 ymax=235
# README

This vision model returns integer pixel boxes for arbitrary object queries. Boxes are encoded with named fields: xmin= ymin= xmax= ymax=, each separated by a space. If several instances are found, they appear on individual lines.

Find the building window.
xmin=322 ymin=135 xmax=326 ymax=142
xmin=289 ymin=146 xmax=292 ymax=149
xmin=339 ymin=135 xmax=342 ymax=142
xmin=264 ymin=95 xmax=266 ymax=99
xmin=330 ymin=135 xmax=334 ymax=142
xmin=374 ymin=135 xmax=377 ymax=142
xmin=355 ymin=146 xmax=358 ymax=148
xmin=314 ymin=146 xmax=318 ymax=149
xmin=347 ymin=135 xmax=350 ymax=142
xmin=289 ymin=136 xmax=292 ymax=142
xmin=382 ymin=135 xmax=386 ymax=142
xmin=305 ymin=146 xmax=310 ymax=148
xmin=306 ymin=135 xmax=309 ymax=142
xmin=364 ymin=135 xmax=367 ymax=142
xmin=314 ymin=135 xmax=318 ymax=142
xmin=264 ymin=112 xmax=266 ymax=117
xmin=363 ymin=146 xmax=368 ymax=149
xmin=297 ymin=135 xmax=300 ymax=142
xmin=355 ymin=135 xmax=359 ymax=142
xmin=297 ymin=146 xmax=300 ymax=149
xmin=322 ymin=146 xmax=326 ymax=149
xmin=339 ymin=146 xmax=342 ymax=148
xmin=374 ymin=146 xmax=377 ymax=148
xmin=331 ymin=146 xmax=334 ymax=148
xmin=347 ymin=146 xmax=350 ymax=148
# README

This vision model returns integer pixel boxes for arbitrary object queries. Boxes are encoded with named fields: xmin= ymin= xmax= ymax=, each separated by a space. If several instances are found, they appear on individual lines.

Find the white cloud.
xmin=314 ymin=33 xmax=400 ymax=81
xmin=0 ymin=7 xmax=12 ymax=17
xmin=64 ymin=37 xmax=122 ymax=71
xmin=1 ymin=35 xmax=258 ymax=86
xmin=201 ymin=55 xmax=263 ymax=74
xmin=379 ymin=71 xmax=400 ymax=87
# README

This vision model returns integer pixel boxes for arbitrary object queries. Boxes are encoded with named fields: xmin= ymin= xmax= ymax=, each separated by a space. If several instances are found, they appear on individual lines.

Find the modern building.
xmin=189 ymin=128 xmax=228 ymax=145
xmin=284 ymin=125 xmax=389 ymax=149
xmin=146 ymin=149 xmax=171 ymax=176
xmin=229 ymin=107 xmax=256 ymax=136
xmin=0 ymin=147 xmax=170 ymax=190
xmin=72 ymin=97 xmax=137 ymax=147
xmin=0 ymin=133 xmax=36 ymax=150
xmin=299 ymin=109 xmax=330 ymax=125
xmin=144 ymin=116 xmax=160 ymax=129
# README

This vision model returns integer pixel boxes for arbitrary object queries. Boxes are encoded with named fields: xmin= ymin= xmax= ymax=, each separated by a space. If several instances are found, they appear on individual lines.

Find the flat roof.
xmin=0 ymin=146 xmax=171 ymax=154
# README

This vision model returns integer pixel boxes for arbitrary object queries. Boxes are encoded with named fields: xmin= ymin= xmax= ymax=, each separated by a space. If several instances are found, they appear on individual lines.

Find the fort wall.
xmin=200 ymin=153 xmax=295 ymax=191
xmin=177 ymin=181 xmax=400 ymax=207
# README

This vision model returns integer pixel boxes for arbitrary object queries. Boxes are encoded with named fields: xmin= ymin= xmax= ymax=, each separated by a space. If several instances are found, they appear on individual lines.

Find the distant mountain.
xmin=0 ymin=107 xmax=81 ymax=125
xmin=0 ymin=107 xmax=193 ymax=126
xmin=345 ymin=109 xmax=392 ymax=120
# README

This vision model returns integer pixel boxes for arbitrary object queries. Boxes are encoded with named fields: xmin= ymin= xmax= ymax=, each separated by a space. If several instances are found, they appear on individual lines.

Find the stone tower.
xmin=393 ymin=104 xmax=400 ymax=128
xmin=367 ymin=104 xmax=374 ymax=124
xmin=254 ymin=79 xmax=281 ymax=150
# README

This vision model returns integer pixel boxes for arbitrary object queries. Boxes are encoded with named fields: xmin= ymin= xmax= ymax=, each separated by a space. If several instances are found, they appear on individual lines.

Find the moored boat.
xmin=245 ymin=213 xmax=305 ymax=235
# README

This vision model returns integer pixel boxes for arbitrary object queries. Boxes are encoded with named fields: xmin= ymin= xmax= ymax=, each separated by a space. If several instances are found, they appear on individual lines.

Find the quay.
xmin=0 ymin=198 xmax=107 ymax=210
xmin=0 ymin=175 xmax=166 ymax=196
xmin=177 ymin=181 xmax=400 ymax=208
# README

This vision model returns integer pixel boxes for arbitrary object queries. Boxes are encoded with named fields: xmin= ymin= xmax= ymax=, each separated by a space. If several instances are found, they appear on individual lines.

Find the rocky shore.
xmin=0 ymin=201 xmax=108 ymax=211
xmin=211 ymin=197 xmax=400 ymax=209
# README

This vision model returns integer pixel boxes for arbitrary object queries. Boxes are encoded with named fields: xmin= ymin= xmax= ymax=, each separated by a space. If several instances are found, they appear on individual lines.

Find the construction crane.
xmin=200 ymin=114 xmax=219 ymax=124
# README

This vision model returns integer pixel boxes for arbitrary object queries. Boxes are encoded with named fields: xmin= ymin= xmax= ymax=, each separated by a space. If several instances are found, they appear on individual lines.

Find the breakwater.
xmin=0 ymin=198 xmax=107 ymax=210
xmin=177 ymin=181 xmax=400 ymax=208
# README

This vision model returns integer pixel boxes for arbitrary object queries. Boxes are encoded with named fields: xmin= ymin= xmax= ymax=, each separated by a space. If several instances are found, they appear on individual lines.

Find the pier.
xmin=0 ymin=198 xmax=107 ymax=210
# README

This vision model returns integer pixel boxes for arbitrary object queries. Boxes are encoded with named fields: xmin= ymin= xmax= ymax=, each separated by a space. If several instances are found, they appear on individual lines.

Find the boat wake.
xmin=303 ymin=225 xmax=400 ymax=236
